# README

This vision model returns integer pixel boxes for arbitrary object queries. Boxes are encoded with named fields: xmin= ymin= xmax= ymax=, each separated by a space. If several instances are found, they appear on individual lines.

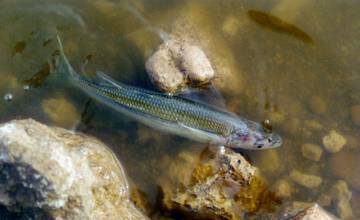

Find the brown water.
xmin=1 ymin=0 xmax=360 ymax=219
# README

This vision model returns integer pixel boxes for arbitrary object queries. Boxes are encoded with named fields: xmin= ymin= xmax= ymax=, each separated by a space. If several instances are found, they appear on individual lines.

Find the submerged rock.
xmin=281 ymin=202 xmax=339 ymax=220
xmin=42 ymin=97 xmax=80 ymax=129
xmin=145 ymin=38 xmax=214 ymax=93
xmin=290 ymin=169 xmax=322 ymax=189
xmin=162 ymin=148 xmax=280 ymax=219
xmin=0 ymin=119 xmax=147 ymax=220
xmin=322 ymin=130 xmax=346 ymax=153
xmin=350 ymin=105 xmax=360 ymax=126
xmin=301 ymin=143 xmax=323 ymax=161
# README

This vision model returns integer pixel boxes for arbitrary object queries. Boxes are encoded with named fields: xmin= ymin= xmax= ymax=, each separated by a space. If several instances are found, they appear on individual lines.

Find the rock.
xmin=330 ymin=180 xmax=353 ymax=219
xmin=145 ymin=37 xmax=214 ymax=93
xmin=304 ymin=120 xmax=323 ymax=131
xmin=330 ymin=151 xmax=360 ymax=189
xmin=0 ymin=119 xmax=147 ymax=220
xmin=301 ymin=143 xmax=323 ymax=161
xmin=281 ymin=202 xmax=339 ymax=220
xmin=272 ymin=179 xmax=294 ymax=198
xmin=309 ymin=95 xmax=327 ymax=115
xmin=145 ymin=46 xmax=184 ymax=93
xmin=350 ymin=105 xmax=360 ymax=126
xmin=222 ymin=15 xmax=241 ymax=36
xmin=290 ymin=169 xmax=322 ymax=188
xmin=162 ymin=148 xmax=280 ymax=219
xmin=42 ymin=97 xmax=79 ymax=129
xmin=322 ymin=130 xmax=346 ymax=153
xmin=180 ymin=44 xmax=214 ymax=82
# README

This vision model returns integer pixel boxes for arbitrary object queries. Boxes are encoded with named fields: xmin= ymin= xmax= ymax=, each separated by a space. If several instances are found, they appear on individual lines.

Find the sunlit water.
xmin=1 ymin=0 xmax=360 ymax=219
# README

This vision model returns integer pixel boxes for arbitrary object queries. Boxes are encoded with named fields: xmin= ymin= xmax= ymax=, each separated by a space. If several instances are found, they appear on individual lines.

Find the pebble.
xmin=273 ymin=179 xmax=293 ymax=198
xmin=42 ymin=97 xmax=79 ymax=129
xmin=145 ymin=47 xmax=184 ymax=92
xmin=331 ymin=180 xmax=353 ymax=219
xmin=350 ymin=105 xmax=360 ymax=126
xmin=222 ymin=15 xmax=240 ymax=36
xmin=322 ymin=130 xmax=347 ymax=153
xmin=309 ymin=95 xmax=327 ymax=114
xmin=301 ymin=143 xmax=323 ymax=161
xmin=290 ymin=169 xmax=322 ymax=188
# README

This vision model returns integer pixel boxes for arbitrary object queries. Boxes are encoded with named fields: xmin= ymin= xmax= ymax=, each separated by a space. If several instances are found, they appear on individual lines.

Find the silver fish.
xmin=55 ymin=36 xmax=282 ymax=150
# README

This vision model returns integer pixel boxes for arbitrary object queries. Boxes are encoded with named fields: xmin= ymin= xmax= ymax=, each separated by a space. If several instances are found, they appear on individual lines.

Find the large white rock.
xmin=0 ymin=119 xmax=148 ymax=220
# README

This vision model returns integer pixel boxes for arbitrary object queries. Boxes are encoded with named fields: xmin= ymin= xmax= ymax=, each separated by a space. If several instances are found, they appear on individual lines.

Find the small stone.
xmin=273 ymin=179 xmax=293 ymax=198
xmin=301 ymin=143 xmax=323 ymax=161
xmin=42 ymin=97 xmax=79 ymax=129
xmin=4 ymin=93 xmax=13 ymax=102
xmin=180 ymin=44 xmax=214 ymax=82
xmin=322 ymin=130 xmax=347 ymax=153
xmin=145 ymin=46 xmax=184 ymax=93
xmin=304 ymin=120 xmax=323 ymax=131
xmin=309 ymin=95 xmax=327 ymax=114
xmin=222 ymin=15 xmax=240 ymax=36
xmin=290 ymin=169 xmax=322 ymax=188
xmin=330 ymin=151 xmax=360 ymax=189
xmin=350 ymin=105 xmax=360 ymax=126
xmin=331 ymin=180 xmax=353 ymax=219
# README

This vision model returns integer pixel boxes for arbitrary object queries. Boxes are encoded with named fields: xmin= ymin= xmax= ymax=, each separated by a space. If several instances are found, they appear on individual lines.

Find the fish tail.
xmin=53 ymin=35 xmax=79 ymax=80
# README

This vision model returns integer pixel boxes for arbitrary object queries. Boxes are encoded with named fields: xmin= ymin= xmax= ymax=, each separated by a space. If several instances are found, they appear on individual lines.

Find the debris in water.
xmin=24 ymin=62 xmax=51 ymax=88
xmin=4 ymin=93 xmax=13 ymax=102
xmin=12 ymin=40 xmax=27 ymax=56
xmin=23 ymin=85 xmax=30 ymax=91
xmin=248 ymin=10 xmax=314 ymax=44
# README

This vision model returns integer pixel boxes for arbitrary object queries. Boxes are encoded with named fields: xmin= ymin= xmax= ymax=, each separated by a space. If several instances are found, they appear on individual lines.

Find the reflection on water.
xmin=1 ymin=0 xmax=360 ymax=219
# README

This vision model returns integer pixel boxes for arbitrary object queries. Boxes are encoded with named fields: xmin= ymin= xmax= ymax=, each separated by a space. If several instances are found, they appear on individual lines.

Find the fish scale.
xmin=83 ymin=80 xmax=233 ymax=136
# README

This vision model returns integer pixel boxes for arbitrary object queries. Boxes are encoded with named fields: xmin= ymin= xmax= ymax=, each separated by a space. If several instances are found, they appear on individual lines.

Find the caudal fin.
xmin=53 ymin=35 xmax=78 ymax=79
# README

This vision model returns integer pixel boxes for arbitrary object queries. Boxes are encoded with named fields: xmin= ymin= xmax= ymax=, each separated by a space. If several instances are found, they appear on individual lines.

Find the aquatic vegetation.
xmin=248 ymin=10 xmax=314 ymax=44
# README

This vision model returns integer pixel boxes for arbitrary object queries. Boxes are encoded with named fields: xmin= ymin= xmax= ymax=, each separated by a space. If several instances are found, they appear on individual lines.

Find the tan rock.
xmin=350 ymin=105 xmax=360 ymax=126
xmin=42 ymin=97 xmax=79 ymax=129
xmin=145 ymin=47 xmax=184 ymax=93
xmin=273 ymin=179 xmax=294 ymax=198
xmin=290 ymin=169 xmax=322 ymax=188
xmin=282 ymin=202 xmax=339 ymax=220
xmin=301 ymin=143 xmax=323 ymax=161
xmin=0 ymin=119 xmax=147 ymax=220
xmin=162 ymin=148 xmax=279 ymax=219
xmin=331 ymin=180 xmax=353 ymax=219
xmin=322 ymin=130 xmax=346 ymax=153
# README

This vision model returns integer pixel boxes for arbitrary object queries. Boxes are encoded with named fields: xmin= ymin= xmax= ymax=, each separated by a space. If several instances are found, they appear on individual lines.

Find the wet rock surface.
xmin=0 ymin=119 xmax=147 ymax=220
xmin=161 ymin=148 xmax=280 ymax=219
xmin=281 ymin=203 xmax=339 ymax=220
xmin=322 ymin=130 xmax=346 ymax=153
xmin=145 ymin=38 xmax=214 ymax=93
xmin=290 ymin=169 xmax=322 ymax=189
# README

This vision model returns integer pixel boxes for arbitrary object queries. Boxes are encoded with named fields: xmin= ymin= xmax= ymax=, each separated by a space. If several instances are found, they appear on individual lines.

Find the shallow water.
xmin=1 ymin=0 xmax=360 ymax=219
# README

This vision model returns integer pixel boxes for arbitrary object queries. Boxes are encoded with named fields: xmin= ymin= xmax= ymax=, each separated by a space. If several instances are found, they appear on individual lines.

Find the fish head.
xmin=226 ymin=120 xmax=282 ymax=150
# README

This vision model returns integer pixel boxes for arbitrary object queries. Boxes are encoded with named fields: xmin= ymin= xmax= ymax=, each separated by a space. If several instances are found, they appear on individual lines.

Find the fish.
xmin=54 ymin=36 xmax=282 ymax=150
xmin=248 ymin=10 xmax=314 ymax=44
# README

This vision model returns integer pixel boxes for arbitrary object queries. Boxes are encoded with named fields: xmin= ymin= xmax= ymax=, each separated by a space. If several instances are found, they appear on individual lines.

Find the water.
xmin=1 ymin=0 xmax=360 ymax=219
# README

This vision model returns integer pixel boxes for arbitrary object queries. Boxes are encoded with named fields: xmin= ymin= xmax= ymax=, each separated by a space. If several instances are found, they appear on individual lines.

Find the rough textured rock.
xmin=322 ymin=130 xmax=346 ymax=153
xmin=301 ymin=143 xmax=323 ymax=161
xmin=290 ymin=169 xmax=322 ymax=188
xmin=281 ymin=203 xmax=339 ymax=220
xmin=0 ymin=119 xmax=147 ymax=220
xmin=162 ymin=148 xmax=280 ymax=219
xmin=145 ymin=38 xmax=214 ymax=93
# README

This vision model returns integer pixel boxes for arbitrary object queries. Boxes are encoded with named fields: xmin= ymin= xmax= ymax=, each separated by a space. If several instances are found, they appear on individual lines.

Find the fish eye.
xmin=267 ymin=138 xmax=272 ymax=143
xmin=257 ymin=145 xmax=263 ymax=149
